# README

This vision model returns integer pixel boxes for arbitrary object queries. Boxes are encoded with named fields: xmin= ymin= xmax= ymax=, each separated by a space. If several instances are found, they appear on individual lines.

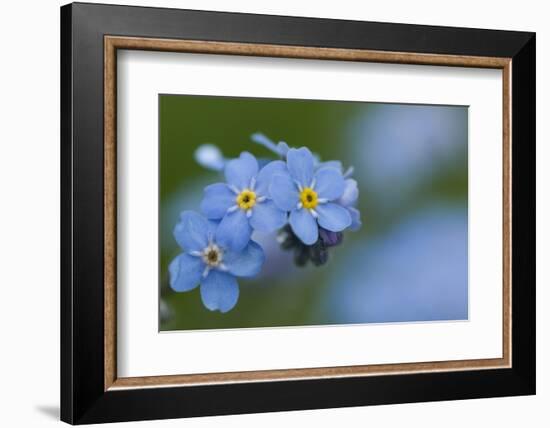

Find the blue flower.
xmin=169 ymin=211 xmax=265 ymax=313
xmin=200 ymin=152 xmax=288 ymax=251
xmin=194 ymin=144 xmax=226 ymax=171
xmin=270 ymin=147 xmax=352 ymax=245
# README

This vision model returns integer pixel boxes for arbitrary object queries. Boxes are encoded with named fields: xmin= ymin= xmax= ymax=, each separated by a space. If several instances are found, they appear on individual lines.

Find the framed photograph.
xmin=60 ymin=2 xmax=535 ymax=424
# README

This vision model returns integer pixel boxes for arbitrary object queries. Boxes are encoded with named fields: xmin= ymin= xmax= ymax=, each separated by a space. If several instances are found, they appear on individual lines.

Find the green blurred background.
xmin=159 ymin=94 xmax=468 ymax=331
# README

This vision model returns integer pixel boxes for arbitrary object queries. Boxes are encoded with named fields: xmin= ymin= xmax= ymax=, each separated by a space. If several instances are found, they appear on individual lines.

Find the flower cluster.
xmin=169 ymin=133 xmax=361 ymax=312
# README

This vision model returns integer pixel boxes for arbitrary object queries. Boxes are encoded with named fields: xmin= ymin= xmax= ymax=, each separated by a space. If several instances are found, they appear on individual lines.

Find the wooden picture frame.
xmin=61 ymin=2 xmax=535 ymax=424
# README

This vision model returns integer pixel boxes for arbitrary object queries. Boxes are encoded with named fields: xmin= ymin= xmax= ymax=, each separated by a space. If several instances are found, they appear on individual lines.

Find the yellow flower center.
xmin=300 ymin=187 xmax=318 ymax=209
xmin=236 ymin=189 xmax=257 ymax=210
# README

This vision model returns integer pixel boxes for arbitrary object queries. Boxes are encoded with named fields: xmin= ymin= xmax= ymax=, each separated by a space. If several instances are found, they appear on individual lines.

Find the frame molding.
xmin=62 ymin=2 xmax=535 ymax=424
xmin=103 ymin=35 xmax=512 ymax=391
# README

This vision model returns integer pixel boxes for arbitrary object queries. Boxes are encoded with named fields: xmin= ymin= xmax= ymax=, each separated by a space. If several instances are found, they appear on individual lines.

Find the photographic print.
xmin=159 ymin=94 xmax=468 ymax=331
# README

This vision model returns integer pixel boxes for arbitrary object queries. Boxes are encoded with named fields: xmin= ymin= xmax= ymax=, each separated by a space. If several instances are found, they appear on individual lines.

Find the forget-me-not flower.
xmin=200 ymin=152 xmax=288 ymax=252
xmin=169 ymin=211 xmax=265 ymax=313
xmin=270 ymin=147 xmax=352 ymax=245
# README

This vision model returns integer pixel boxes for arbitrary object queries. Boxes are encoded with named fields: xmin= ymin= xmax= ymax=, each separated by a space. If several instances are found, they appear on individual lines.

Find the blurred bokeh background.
xmin=159 ymin=94 xmax=468 ymax=331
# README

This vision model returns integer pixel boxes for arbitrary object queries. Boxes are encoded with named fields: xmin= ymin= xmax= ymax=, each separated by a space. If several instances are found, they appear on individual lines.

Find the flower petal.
xmin=250 ymin=200 xmax=287 ymax=233
xmin=224 ymin=151 xmax=259 ymax=190
xmin=277 ymin=142 xmax=290 ymax=157
xmin=224 ymin=240 xmax=265 ymax=278
xmin=314 ymin=167 xmax=346 ymax=200
xmin=173 ymin=211 xmax=210 ymax=252
xmin=338 ymin=179 xmax=359 ymax=207
xmin=289 ymin=208 xmax=318 ymax=245
xmin=270 ymin=172 xmax=299 ymax=211
xmin=255 ymin=160 xmax=287 ymax=197
xmin=316 ymin=160 xmax=342 ymax=172
xmin=316 ymin=203 xmax=352 ymax=232
xmin=200 ymin=183 xmax=237 ymax=219
xmin=348 ymin=207 xmax=362 ymax=231
xmin=215 ymin=209 xmax=252 ymax=252
xmin=200 ymin=270 xmax=239 ymax=313
xmin=169 ymin=253 xmax=203 ymax=292
xmin=287 ymin=147 xmax=315 ymax=186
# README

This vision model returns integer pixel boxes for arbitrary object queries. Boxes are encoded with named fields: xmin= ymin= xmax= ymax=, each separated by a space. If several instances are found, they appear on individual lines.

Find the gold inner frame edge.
xmin=104 ymin=36 xmax=512 ymax=391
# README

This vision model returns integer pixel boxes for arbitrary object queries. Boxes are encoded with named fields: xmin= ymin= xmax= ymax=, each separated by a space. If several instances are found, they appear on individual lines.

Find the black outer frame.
xmin=60 ymin=2 xmax=535 ymax=424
